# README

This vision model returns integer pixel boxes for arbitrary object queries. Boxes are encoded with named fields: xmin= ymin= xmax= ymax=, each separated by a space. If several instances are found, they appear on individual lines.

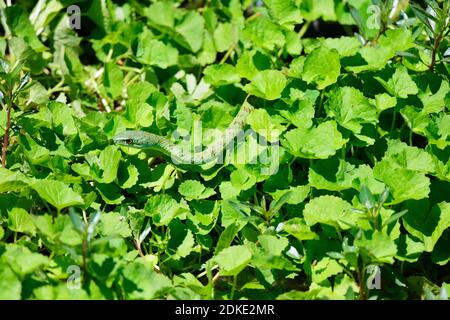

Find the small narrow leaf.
xmin=360 ymin=185 xmax=376 ymax=210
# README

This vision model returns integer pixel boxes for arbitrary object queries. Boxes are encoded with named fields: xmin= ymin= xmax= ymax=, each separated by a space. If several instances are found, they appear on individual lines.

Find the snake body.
xmin=113 ymin=102 xmax=254 ymax=166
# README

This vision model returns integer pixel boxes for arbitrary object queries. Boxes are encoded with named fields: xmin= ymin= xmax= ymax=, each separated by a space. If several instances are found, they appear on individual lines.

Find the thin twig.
xmin=212 ymin=271 xmax=221 ymax=283
xmin=1 ymin=103 xmax=12 ymax=168
xmin=82 ymin=238 xmax=88 ymax=283
xmin=429 ymin=31 xmax=444 ymax=72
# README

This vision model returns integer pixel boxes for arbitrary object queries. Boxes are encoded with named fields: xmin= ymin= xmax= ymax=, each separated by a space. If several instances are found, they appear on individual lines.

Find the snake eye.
xmin=126 ymin=139 xmax=133 ymax=145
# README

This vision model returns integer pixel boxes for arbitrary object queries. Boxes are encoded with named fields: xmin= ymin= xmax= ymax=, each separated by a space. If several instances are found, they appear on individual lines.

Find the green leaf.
xmin=236 ymin=50 xmax=271 ymax=80
xmin=264 ymin=0 xmax=303 ymax=26
xmin=124 ymin=101 xmax=154 ymax=128
xmin=303 ymin=195 xmax=359 ymax=230
xmin=203 ymin=64 xmax=240 ymax=86
xmin=321 ymin=36 xmax=361 ymax=57
xmin=15 ymin=72 xmax=30 ymax=95
xmin=87 ymin=0 xmax=112 ymax=33
xmin=8 ymin=208 xmax=36 ymax=236
xmin=127 ymin=82 xmax=156 ymax=101
xmin=48 ymin=102 xmax=78 ymax=136
xmin=374 ymin=93 xmax=397 ymax=112
xmin=33 ymin=284 xmax=89 ymax=300
xmin=0 ymin=168 xmax=29 ymax=192
xmin=215 ymin=245 xmax=252 ymax=276
xmin=96 ymin=183 xmax=125 ymax=205
xmin=175 ymin=11 xmax=205 ymax=52
xmin=280 ymin=96 xmax=316 ymax=129
xmin=285 ymin=30 xmax=303 ymax=56
xmin=19 ymin=134 xmax=51 ymax=165
xmin=308 ymin=158 xmax=383 ymax=192
xmin=431 ymin=230 xmax=450 ymax=266
xmin=244 ymin=70 xmax=287 ymax=100
xmin=99 ymin=212 xmax=132 ymax=238
xmin=375 ymin=66 xmax=418 ymax=99
xmin=103 ymin=62 xmax=123 ymax=99
xmin=0 ymin=263 xmax=21 ymax=300
xmin=258 ymin=235 xmax=288 ymax=256
xmin=426 ymin=114 xmax=450 ymax=149
xmin=281 ymin=218 xmax=317 ymax=241
xmin=145 ymin=1 xmax=174 ymax=27
xmin=300 ymin=0 xmax=336 ymax=21
xmin=347 ymin=29 xmax=414 ymax=73
xmin=310 ymin=257 xmax=343 ymax=284
xmin=373 ymin=160 xmax=430 ymax=204
xmin=215 ymin=223 xmax=242 ymax=254
xmin=174 ymin=229 xmax=195 ymax=260
xmin=213 ymin=23 xmax=235 ymax=52
xmin=418 ymin=78 xmax=449 ymax=114
xmin=93 ymin=145 xmax=121 ymax=183
xmin=230 ymin=168 xmax=256 ymax=191
xmin=144 ymin=194 xmax=189 ymax=226
xmin=2 ymin=244 xmax=49 ymax=277
xmin=69 ymin=208 xmax=85 ymax=234
xmin=5 ymin=6 xmax=46 ymax=52
xmin=395 ymin=234 xmax=425 ymax=262
xmin=31 ymin=179 xmax=84 ymax=211
xmin=33 ymin=214 xmax=82 ymax=246
xmin=242 ymin=17 xmax=285 ymax=51
xmin=178 ymin=180 xmax=215 ymax=200
xmin=355 ymin=230 xmax=397 ymax=264
xmin=118 ymin=161 xmax=139 ymax=189
xmin=384 ymin=139 xmax=435 ymax=173
xmin=270 ymin=185 xmax=310 ymax=205
xmin=403 ymin=201 xmax=450 ymax=252
xmin=122 ymin=261 xmax=172 ymax=299
xmin=410 ymin=4 xmax=435 ymax=33
xmin=135 ymin=38 xmax=178 ymax=68
xmin=247 ymin=109 xmax=284 ymax=143
xmin=359 ymin=185 xmax=376 ymax=210
xmin=302 ymin=47 xmax=341 ymax=89
xmin=400 ymin=105 xmax=431 ymax=136
xmin=282 ymin=121 xmax=348 ymax=159
xmin=325 ymin=87 xmax=377 ymax=134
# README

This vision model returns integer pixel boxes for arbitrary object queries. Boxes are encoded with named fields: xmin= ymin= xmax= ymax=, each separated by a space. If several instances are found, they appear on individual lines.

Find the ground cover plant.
xmin=0 ymin=0 xmax=449 ymax=300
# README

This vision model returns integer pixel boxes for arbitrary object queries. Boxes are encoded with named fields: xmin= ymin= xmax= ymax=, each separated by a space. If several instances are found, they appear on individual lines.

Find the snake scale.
xmin=113 ymin=101 xmax=254 ymax=166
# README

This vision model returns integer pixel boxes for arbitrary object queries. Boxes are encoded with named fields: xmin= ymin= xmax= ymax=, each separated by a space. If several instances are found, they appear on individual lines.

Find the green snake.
xmin=113 ymin=101 xmax=254 ymax=166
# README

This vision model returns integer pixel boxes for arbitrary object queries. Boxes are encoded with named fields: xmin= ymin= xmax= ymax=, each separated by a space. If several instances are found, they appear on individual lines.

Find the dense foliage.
xmin=0 ymin=0 xmax=449 ymax=300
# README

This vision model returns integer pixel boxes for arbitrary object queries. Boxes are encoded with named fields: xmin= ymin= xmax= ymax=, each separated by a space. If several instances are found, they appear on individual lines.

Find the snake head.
xmin=113 ymin=130 xmax=160 ymax=149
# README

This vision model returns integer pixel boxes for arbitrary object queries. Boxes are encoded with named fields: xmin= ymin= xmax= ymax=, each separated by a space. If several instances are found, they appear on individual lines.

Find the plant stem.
xmin=371 ymin=208 xmax=380 ymax=231
xmin=220 ymin=21 xmax=239 ymax=64
xmin=135 ymin=240 xmax=144 ymax=257
xmin=245 ymin=12 xmax=261 ymax=23
xmin=220 ymin=43 xmax=235 ymax=64
xmin=358 ymin=262 xmax=367 ymax=300
xmin=230 ymin=275 xmax=237 ymax=300
xmin=1 ymin=103 xmax=11 ymax=168
xmin=341 ymin=145 xmax=346 ymax=160
xmin=429 ymin=31 xmax=444 ymax=72
xmin=390 ymin=110 xmax=397 ymax=132
xmin=335 ymin=226 xmax=343 ymax=241
xmin=82 ymin=237 xmax=88 ymax=283
xmin=298 ymin=21 xmax=311 ymax=39
xmin=409 ymin=129 xmax=413 ymax=146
